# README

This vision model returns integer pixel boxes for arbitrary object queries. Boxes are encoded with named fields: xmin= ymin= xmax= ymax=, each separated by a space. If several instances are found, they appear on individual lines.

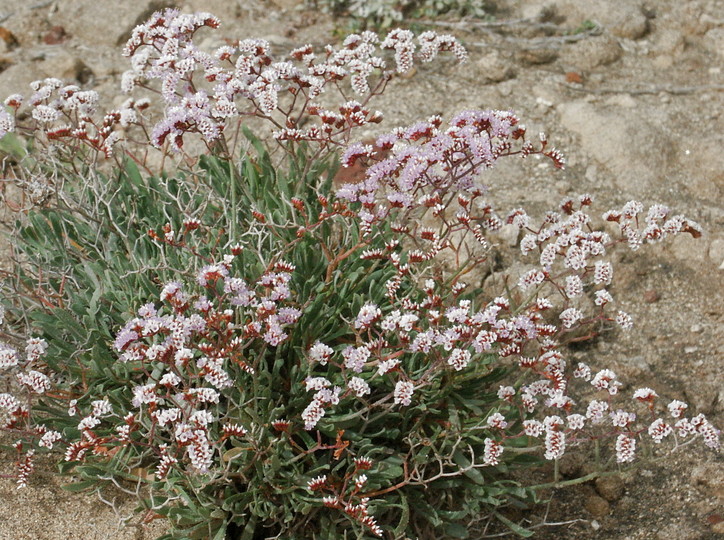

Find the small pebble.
xmin=43 ymin=26 xmax=70 ymax=45
xmin=565 ymin=71 xmax=584 ymax=84
xmin=558 ymin=452 xmax=584 ymax=478
xmin=584 ymin=494 xmax=610 ymax=518
xmin=595 ymin=475 xmax=625 ymax=501
xmin=643 ymin=289 xmax=659 ymax=303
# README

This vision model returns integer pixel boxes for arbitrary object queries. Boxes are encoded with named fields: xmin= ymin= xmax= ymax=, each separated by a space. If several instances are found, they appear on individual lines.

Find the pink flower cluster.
xmin=62 ymin=239 xmax=302 ymax=476
xmin=0 ymin=8 xmax=466 ymax=169
xmin=120 ymin=8 xmax=466 ymax=153
xmin=301 ymin=123 xmax=717 ymax=475
xmin=0 ymin=335 xmax=54 ymax=488
xmin=0 ymin=337 xmax=50 ymax=431
xmin=486 ymin=387 xmax=719 ymax=467
xmin=337 ymin=110 xmax=562 ymax=234
xmin=1 ymin=78 xmax=147 ymax=158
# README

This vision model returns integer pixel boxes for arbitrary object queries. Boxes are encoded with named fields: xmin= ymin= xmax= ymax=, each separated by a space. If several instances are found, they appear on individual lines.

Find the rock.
xmin=654 ymin=29 xmax=685 ymax=56
xmin=685 ymin=383 xmax=719 ymax=415
xmin=703 ymin=28 xmax=724 ymax=58
xmin=516 ymin=47 xmax=559 ymax=65
xmin=543 ymin=0 xmax=648 ymax=39
xmin=0 ymin=62 xmax=45 ymax=99
xmin=595 ymin=474 xmax=625 ymax=501
xmin=652 ymin=54 xmax=674 ymax=70
xmin=557 ymin=100 xmax=671 ymax=196
xmin=558 ymin=452 xmax=584 ymax=478
xmin=519 ymin=2 xmax=553 ymax=20
xmin=561 ymin=33 xmax=623 ymax=70
xmin=565 ymin=71 xmax=584 ymax=84
xmin=584 ymin=494 xmax=610 ymax=518
xmin=498 ymin=223 xmax=520 ymax=247
xmin=691 ymin=463 xmax=724 ymax=501
xmin=709 ymin=237 xmax=724 ymax=268
xmin=627 ymin=355 xmax=650 ymax=375
xmin=476 ymin=51 xmax=516 ymax=83
xmin=668 ymin=233 xmax=708 ymax=267
xmin=603 ymin=93 xmax=637 ymax=109
xmin=536 ymin=96 xmax=554 ymax=110
xmin=609 ymin=12 xmax=648 ymax=40
xmin=43 ymin=26 xmax=71 ymax=45
xmin=37 ymin=48 xmax=93 ymax=83
xmin=643 ymin=289 xmax=660 ymax=303
xmin=50 ymin=0 xmax=166 ymax=47
xmin=183 ymin=0 xmax=244 ymax=20
xmin=686 ymin=140 xmax=724 ymax=202
xmin=72 ymin=45 xmax=122 ymax=82
xmin=698 ymin=13 xmax=719 ymax=35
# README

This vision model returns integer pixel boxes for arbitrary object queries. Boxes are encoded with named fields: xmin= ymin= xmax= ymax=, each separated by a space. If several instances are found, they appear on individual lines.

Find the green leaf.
xmin=61 ymin=479 xmax=98 ymax=493
xmin=238 ymin=514 xmax=258 ymax=540
xmin=210 ymin=520 xmax=228 ymax=540
xmin=493 ymin=511 xmax=534 ymax=538
xmin=123 ymin=157 xmax=144 ymax=187
xmin=392 ymin=493 xmax=410 ymax=537
xmin=413 ymin=496 xmax=443 ymax=528
xmin=0 ymin=130 xmax=29 ymax=158
xmin=242 ymin=126 xmax=266 ymax=158
xmin=377 ymin=456 xmax=404 ymax=481
xmin=443 ymin=523 xmax=469 ymax=538
xmin=452 ymin=450 xmax=486 ymax=485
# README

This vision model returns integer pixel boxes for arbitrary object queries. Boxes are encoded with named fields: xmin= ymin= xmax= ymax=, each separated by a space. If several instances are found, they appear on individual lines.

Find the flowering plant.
xmin=0 ymin=9 xmax=719 ymax=540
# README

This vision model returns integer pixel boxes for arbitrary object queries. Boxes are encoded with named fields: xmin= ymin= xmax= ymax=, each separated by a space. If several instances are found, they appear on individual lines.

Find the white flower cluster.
xmin=302 ymin=384 xmax=342 ymax=430
xmin=0 ymin=77 xmax=147 ymax=158
xmin=78 ymin=247 xmax=300 ymax=476
xmin=483 ymin=387 xmax=720 ymax=467
xmin=118 ymin=8 xmax=465 ymax=153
